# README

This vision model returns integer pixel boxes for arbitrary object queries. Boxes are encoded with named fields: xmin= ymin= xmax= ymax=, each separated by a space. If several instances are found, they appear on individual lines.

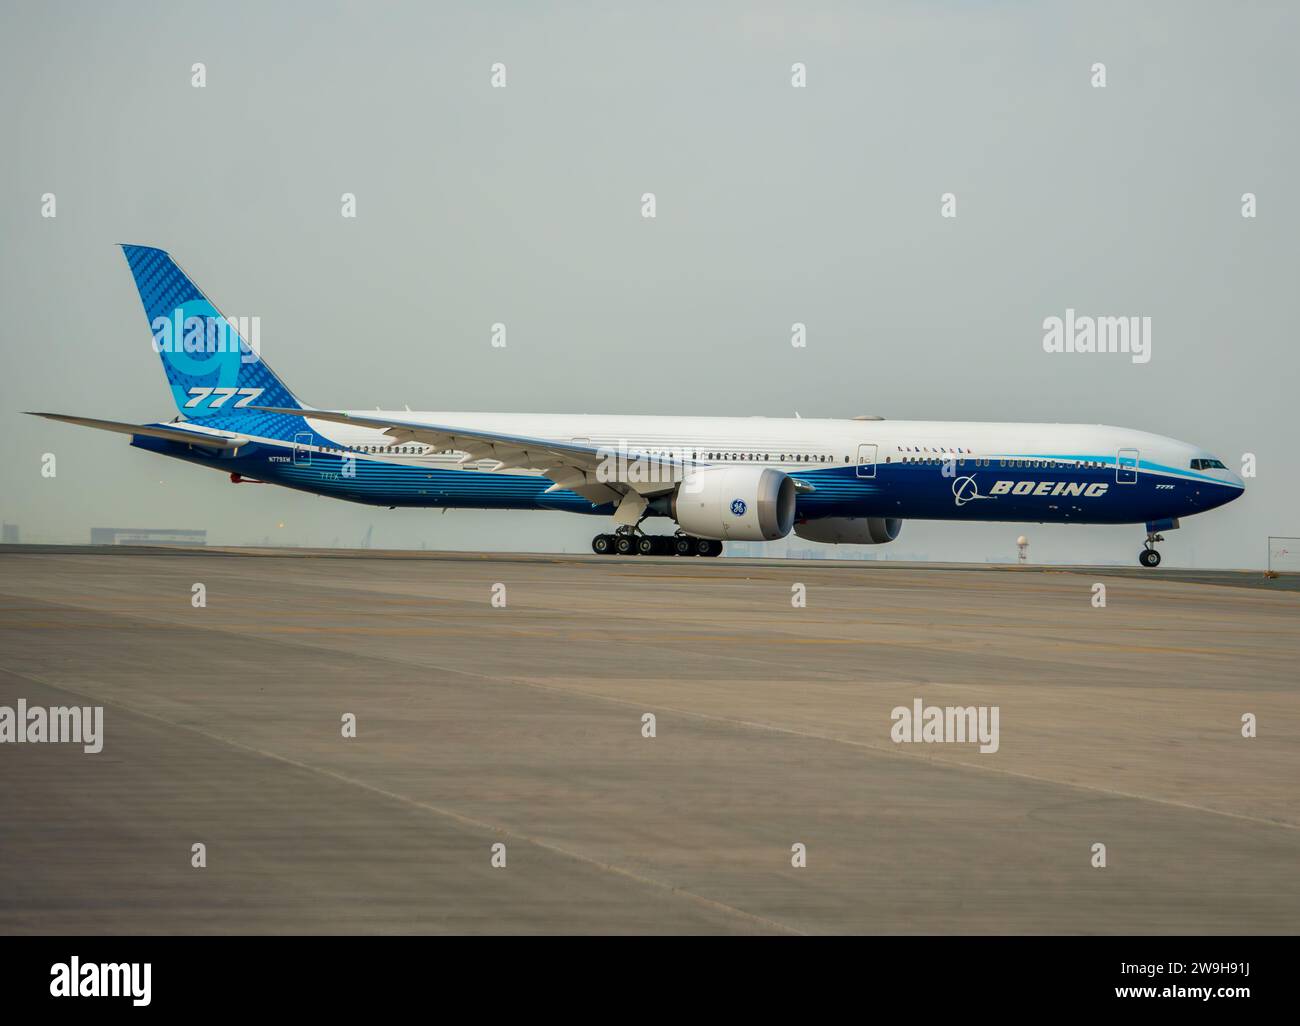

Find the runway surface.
xmin=1 ymin=546 xmax=1297 ymax=934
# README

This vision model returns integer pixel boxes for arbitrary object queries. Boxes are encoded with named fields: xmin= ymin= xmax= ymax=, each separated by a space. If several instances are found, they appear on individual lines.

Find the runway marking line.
xmin=0 ymin=663 xmax=803 ymax=937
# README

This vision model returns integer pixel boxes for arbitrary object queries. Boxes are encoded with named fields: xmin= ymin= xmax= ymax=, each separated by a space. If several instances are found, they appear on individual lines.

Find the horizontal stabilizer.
xmin=26 ymin=412 xmax=247 ymax=450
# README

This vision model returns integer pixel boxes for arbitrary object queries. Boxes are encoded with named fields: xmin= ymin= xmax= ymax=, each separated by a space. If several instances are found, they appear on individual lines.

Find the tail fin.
xmin=120 ymin=245 xmax=304 ymax=418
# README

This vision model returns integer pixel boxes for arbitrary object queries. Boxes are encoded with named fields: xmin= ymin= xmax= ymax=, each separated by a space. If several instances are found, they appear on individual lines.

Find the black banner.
xmin=0 ymin=935 xmax=1282 ymax=1014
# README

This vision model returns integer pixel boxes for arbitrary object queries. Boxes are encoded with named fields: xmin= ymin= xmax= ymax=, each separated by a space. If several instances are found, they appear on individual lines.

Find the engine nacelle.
xmin=671 ymin=466 xmax=797 ymax=541
xmin=793 ymin=517 xmax=902 ymax=545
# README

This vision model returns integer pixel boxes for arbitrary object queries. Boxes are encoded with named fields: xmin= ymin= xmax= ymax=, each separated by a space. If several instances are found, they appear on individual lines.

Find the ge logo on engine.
xmin=730 ymin=499 xmax=747 ymax=517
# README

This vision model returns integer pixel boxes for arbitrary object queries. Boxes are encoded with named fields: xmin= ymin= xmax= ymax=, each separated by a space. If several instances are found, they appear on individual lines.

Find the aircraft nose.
xmin=1217 ymin=457 xmax=1246 ymax=491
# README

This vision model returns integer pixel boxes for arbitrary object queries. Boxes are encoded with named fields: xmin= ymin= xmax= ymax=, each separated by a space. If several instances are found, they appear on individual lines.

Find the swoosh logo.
xmin=952 ymin=475 xmax=995 ymax=507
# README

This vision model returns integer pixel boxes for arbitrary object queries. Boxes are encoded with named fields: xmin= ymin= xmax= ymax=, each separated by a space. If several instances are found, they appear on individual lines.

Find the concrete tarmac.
xmin=0 ymin=547 xmax=1297 ymax=934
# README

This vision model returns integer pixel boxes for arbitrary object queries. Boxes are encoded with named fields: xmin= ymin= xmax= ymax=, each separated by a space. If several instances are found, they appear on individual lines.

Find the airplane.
xmin=27 ymin=245 xmax=1245 ymax=567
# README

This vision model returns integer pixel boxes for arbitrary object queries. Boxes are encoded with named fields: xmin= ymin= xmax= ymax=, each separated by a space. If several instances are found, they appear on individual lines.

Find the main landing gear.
xmin=1139 ymin=531 xmax=1164 ymax=568
xmin=591 ymin=529 xmax=722 ymax=557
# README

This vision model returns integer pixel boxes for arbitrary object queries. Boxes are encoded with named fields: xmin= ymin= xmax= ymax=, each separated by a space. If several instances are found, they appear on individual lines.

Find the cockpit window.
xmin=1190 ymin=458 xmax=1226 ymax=470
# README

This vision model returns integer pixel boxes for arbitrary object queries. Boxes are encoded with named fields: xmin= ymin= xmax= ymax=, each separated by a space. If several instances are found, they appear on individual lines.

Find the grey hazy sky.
xmin=1 ymin=0 xmax=1295 ymax=566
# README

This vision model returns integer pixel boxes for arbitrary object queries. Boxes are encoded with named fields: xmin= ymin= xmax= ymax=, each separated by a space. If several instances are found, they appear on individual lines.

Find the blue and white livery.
xmin=28 ymin=246 xmax=1245 ymax=566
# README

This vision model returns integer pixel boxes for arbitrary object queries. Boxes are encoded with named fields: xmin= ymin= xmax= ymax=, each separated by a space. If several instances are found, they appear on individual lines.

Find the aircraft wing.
xmin=26 ymin=412 xmax=249 ymax=450
xmin=254 ymin=406 xmax=690 ymax=508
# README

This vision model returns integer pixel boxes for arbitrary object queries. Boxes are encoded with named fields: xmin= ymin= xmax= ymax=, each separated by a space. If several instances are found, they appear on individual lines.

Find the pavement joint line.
xmin=0 ymin=661 xmax=803 ymax=937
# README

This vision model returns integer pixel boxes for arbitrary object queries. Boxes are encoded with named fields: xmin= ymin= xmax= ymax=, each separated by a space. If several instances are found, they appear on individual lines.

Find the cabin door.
xmin=856 ymin=443 xmax=877 ymax=479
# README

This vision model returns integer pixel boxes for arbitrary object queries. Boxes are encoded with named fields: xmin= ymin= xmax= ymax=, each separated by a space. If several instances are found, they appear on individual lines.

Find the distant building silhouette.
xmin=90 ymin=527 xmax=206 ymax=546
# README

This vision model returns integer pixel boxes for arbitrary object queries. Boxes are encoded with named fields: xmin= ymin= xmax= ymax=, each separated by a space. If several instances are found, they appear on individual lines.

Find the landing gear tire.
xmin=636 ymin=535 xmax=659 ymax=556
xmin=1139 ymin=548 xmax=1161 ymax=568
xmin=592 ymin=534 xmax=614 ymax=555
xmin=673 ymin=536 xmax=694 ymax=557
xmin=615 ymin=534 xmax=637 ymax=556
xmin=695 ymin=537 xmax=723 ymax=558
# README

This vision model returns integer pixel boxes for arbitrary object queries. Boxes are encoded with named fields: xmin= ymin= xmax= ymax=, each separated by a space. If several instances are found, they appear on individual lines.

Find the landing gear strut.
xmin=1139 ymin=532 xmax=1163 ymax=568
xmin=590 ymin=528 xmax=722 ymax=557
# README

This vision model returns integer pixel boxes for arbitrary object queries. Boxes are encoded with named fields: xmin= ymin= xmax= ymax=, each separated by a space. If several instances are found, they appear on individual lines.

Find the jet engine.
xmin=670 ymin=466 xmax=797 ymax=541
xmin=793 ymin=517 xmax=902 ymax=545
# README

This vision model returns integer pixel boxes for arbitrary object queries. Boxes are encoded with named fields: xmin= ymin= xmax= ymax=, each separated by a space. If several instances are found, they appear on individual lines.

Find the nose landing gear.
xmin=1139 ymin=531 xmax=1164 ymax=568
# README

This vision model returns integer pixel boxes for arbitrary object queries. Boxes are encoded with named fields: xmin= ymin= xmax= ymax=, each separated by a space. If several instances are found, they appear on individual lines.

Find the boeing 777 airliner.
xmin=29 ymin=246 xmax=1245 ymax=566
